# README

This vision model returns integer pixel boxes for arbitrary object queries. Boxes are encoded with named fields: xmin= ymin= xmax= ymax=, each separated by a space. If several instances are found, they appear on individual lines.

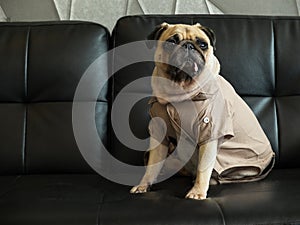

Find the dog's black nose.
xmin=183 ymin=42 xmax=195 ymax=50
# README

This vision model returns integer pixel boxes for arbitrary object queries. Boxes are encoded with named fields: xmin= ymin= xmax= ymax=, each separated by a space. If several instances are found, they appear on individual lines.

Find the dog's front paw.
xmin=185 ymin=186 xmax=206 ymax=200
xmin=130 ymin=184 xmax=150 ymax=194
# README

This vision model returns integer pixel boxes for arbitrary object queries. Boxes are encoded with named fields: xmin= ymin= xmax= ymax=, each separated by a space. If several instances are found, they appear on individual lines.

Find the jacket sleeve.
xmin=148 ymin=98 xmax=175 ymax=147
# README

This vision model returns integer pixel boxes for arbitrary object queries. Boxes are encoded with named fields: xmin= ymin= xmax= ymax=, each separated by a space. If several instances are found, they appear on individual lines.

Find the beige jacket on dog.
xmin=148 ymin=74 xmax=275 ymax=184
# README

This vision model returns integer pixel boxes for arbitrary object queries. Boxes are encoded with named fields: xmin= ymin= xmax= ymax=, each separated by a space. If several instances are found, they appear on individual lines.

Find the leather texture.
xmin=0 ymin=21 xmax=109 ymax=174
xmin=1 ymin=16 xmax=300 ymax=225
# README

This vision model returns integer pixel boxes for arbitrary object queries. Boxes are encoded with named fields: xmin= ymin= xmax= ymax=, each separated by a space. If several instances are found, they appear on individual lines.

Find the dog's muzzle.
xmin=167 ymin=41 xmax=205 ymax=82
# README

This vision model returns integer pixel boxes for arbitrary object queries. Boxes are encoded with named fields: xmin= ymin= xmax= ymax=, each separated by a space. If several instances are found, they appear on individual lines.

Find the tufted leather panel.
xmin=274 ymin=19 xmax=300 ymax=168
xmin=0 ymin=22 xmax=109 ymax=174
xmin=0 ymin=104 xmax=25 ymax=174
xmin=0 ymin=26 xmax=28 ymax=102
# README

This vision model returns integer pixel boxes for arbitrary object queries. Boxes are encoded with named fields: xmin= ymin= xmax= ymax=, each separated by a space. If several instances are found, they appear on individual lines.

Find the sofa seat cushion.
xmin=211 ymin=168 xmax=300 ymax=225
xmin=0 ymin=175 xmax=105 ymax=225
xmin=1 ymin=169 xmax=299 ymax=225
xmin=100 ymin=168 xmax=300 ymax=225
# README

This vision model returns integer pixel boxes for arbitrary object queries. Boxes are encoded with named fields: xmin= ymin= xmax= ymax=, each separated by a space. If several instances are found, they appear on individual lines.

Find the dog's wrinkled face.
xmin=148 ymin=23 xmax=216 ymax=86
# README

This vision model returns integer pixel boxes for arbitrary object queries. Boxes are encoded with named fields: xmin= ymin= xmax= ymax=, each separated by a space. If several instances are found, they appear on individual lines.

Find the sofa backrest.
xmin=1 ymin=16 xmax=300 ymax=175
xmin=110 ymin=15 xmax=300 ymax=169
xmin=0 ymin=21 xmax=109 ymax=174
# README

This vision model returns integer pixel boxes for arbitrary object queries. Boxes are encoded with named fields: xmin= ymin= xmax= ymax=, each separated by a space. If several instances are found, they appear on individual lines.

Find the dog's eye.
xmin=167 ymin=38 xmax=177 ymax=45
xmin=164 ymin=38 xmax=178 ymax=50
xmin=196 ymin=38 xmax=208 ymax=50
xmin=166 ymin=34 xmax=180 ymax=45
xmin=199 ymin=42 xmax=208 ymax=50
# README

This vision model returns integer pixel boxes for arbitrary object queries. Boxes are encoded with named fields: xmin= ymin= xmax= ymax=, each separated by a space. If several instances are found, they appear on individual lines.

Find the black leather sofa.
xmin=1 ymin=15 xmax=300 ymax=225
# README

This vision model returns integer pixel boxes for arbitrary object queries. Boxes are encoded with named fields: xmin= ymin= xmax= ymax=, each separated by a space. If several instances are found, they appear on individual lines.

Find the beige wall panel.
xmin=175 ymin=0 xmax=208 ymax=14
xmin=206 ymin=0 xmax=223 ymax=14
xmin=127 ymin=0 xmax=144 ymax=15
xmin=138 ymin=0 xmax=176 ymax=14
xmin=0 ymin=0 xmax=58 ymax=21
xmin=53 ymin=0 xmax=71 ymax=20
xmin=211 ymin=0 xmax=298 ymax=15
xmin=70 ymin=0 xmax=127 ymax=31
xmin=0 ymin=5 xmax=7 ymax=21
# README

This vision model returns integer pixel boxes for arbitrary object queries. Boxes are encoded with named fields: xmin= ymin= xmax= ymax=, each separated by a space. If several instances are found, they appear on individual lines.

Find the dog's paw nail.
xmin=130 ymin=185 xmax=149 ymax=194
xmin=185 ymin=190 xmax=206 ymax=200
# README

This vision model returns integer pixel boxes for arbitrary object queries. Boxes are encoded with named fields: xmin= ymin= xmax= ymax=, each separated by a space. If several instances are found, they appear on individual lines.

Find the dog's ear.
xmin=195 ymin=23 xmax=216 ymax=51
xmin=146 ymin=22 xmax=169 ymax=49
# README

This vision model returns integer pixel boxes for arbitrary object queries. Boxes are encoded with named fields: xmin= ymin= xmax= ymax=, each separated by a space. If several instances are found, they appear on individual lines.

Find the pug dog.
xmin=130 ymin=23 xmax=275 ymax=200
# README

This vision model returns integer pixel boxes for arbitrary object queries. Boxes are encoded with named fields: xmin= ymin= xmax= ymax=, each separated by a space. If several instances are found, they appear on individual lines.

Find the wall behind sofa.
xmin=0 ymin=0 xmax=299 ymax=31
